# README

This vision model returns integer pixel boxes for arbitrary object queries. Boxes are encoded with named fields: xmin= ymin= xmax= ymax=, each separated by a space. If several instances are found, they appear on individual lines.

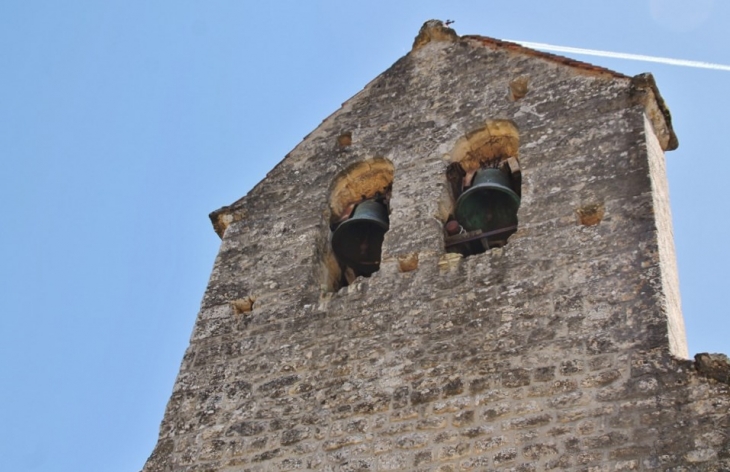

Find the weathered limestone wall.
xmin=144 ymin=24 xmax=729 ymax=472
xmin=644 ymin=114 xmax=687 ymax=359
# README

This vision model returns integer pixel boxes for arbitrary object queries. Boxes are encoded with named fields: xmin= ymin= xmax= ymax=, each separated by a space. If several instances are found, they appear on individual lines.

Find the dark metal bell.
xmin=331 ymin=200 xmax=390 ymax=276
xmin=455 ymin=168 xmax=520 ymax=237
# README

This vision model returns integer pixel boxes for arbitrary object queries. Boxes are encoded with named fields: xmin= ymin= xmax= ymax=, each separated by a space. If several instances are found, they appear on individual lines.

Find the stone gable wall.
xmin=143 ymin=35 xmax=729 ymax=472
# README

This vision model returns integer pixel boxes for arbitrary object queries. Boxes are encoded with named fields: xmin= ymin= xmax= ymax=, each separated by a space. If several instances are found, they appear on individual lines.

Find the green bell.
xmin=331 ymin=200 xmax=389 ymax=276
xmin=455 ymin=168 xmax=520 ymax=237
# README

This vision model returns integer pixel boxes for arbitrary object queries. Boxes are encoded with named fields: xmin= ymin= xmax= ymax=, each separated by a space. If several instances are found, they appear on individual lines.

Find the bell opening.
xmin=331 ymin=198 xmax=390 ymax=286
xmin=444 ymin=164 xmax=521 ymax=257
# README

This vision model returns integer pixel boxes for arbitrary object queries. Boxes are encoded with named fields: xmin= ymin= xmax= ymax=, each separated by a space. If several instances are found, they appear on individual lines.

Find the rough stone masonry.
xmin=143 ymin=21 xmax=730 ymax=471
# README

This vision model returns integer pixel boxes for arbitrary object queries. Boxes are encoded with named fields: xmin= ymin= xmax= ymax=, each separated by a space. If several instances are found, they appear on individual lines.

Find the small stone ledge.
xmin=230 ymin=296 xmax=256 ymax=314
xmin=209 ymin=206 xmax=246 ymax=238
xmin=694 ymin=353 xmax=730 ymax=385
xmin=576 ymin=203 xmax=605 ymax=226
xmin=397 ymin=253 xmax=419 ymax=273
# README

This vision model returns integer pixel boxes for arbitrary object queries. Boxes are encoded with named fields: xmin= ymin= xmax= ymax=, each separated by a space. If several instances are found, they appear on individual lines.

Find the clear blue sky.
xmin=1 ymin=1 xmax=728 ymax=471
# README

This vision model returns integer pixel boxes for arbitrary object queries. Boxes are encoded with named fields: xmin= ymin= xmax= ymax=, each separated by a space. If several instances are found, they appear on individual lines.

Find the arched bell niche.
xmin=325 ymin=157 xmax=394 ymax=289
xmin=444 ymin=120 xmax=522 ymax=257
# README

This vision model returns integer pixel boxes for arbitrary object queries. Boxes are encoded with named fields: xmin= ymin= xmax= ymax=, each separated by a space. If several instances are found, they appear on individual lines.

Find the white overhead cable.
xmin=502 ymin=39 xmax=730 ymax=72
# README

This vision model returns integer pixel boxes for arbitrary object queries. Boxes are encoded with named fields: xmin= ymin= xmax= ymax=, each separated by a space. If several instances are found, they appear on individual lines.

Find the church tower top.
xmin=143 ymin=21 xmax=730 ymax=472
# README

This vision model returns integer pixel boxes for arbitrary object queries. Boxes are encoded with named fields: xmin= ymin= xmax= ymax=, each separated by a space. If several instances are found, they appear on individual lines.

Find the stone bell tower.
xmin=143 ymin=21 xmax=730 ymax=471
